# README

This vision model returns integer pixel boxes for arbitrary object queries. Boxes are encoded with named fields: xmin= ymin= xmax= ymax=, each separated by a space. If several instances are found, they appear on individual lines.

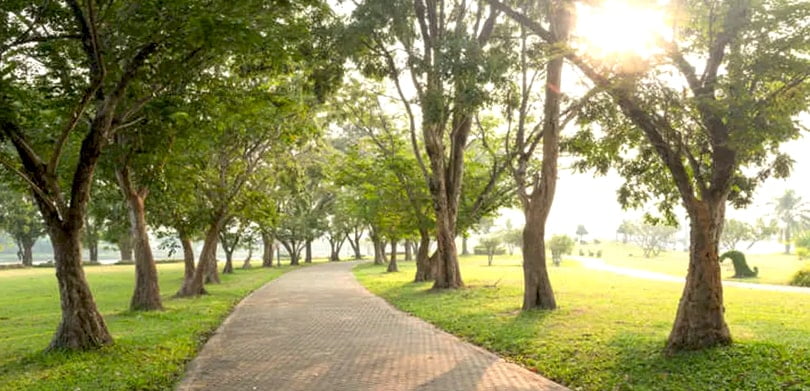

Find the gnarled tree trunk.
xmin=222 ymin=248 xmax=234 ymax=274
xmin=177 ymin=214 xmax=226 ymax=297
xmin=118 ymin=167 xmax=162 ymax=311
xmin=47 ymin=226 xmax=112 ymax=350
xmin=666 ymin=200 xmax=731 ymax=352
xmin=414 ymin=229 xmax=432 ymax=282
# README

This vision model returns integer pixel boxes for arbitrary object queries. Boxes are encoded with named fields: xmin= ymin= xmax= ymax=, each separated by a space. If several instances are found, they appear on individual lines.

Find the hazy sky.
xmin=498 ymin=130 xmax=810 ymax=241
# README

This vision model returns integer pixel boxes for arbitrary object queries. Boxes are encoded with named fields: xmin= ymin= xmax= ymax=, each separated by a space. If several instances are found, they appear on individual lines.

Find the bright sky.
xmin=333 ymin=0 xmax=810 ymax=243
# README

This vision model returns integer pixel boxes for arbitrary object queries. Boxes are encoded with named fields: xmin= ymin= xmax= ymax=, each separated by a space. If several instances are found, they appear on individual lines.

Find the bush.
xmin=797 ymin=247 xmax=810 ymax=261
xmin=596 ymin=250 xmax=602 ymax=258
xmin=579 ymin=249 xmax=585 ymax=256
xmin=790 ymin=268 xmax=810 ymax=287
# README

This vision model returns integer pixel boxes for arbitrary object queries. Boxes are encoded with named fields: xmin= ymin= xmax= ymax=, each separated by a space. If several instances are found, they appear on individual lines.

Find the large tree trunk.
xmin=177 ymin=215 xmax=226 ymax=297
xmin=47 ymin=226 xmax=113 ymax=350
xmin=205 ymin=254 xmax=220 ymax=284
xmin=522 ymin=210 xmax=556 ymax=310
xmin=519 ymin=1 xmax=568 ymax=311
xmin=666 ymin=200 xmax=731 ymax=352
xmin=431 ymin=205 xmax=463 ymax=289
xmin=118 ymin=168 xmax=162 ymax=311
xmin=118 ymin=232 xmax=133 ymax=263
xmin=261 ymin=231 xmax=274 ymax=267
xmin=180 ymin=233 xmax=195 ymax=281
xmin=329 ymin=239 xmax=339 ymax=262
xmin=414 ymin=230 xmax=433 ymax=282
xmin=126 ymin=194 xmax=163 ymax=311
xmin=387 ymin=240 xmax=399 ymax=272
xmin=304 ymin=240 xmax=312 ymax=263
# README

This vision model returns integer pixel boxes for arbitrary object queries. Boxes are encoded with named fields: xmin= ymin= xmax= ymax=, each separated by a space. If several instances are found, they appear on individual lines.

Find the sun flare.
xmin=574 ymin=0 xmax=672 ymax=61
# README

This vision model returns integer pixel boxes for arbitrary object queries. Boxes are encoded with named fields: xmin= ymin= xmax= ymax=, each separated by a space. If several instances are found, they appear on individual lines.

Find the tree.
xmin=720 ymin=219 xmax=753 ymax=251
xmin=773 ymin=190 xmax=810 ymax=254
xmin=548 ymin=235 xmax=574 ymax=267
xmin=501 ymin=228 xmax=523 ymax=256
xmin=0 ymin=0 xmax=295 ymax=350
xmin=0 ymin=183 xmax=45 ymax=266
xmin=576 ymin=225 xmax=588 ymax=243
xmin=175 ymin=72 xmax=321 ymax=297
xmin=479 ymin=236 xmax=503 ymax=266
xmin=492 ymin=0 xmax=810 ymax=352
xmin=616 ymin=220 xmax=634 ymax=244
xmin=632 ymin=223 xmax=678 ymax=258
xmin=495 ymin=0 xmax=573 ymax=310
xmin=350 ymin=0 xmax=506 ymax=289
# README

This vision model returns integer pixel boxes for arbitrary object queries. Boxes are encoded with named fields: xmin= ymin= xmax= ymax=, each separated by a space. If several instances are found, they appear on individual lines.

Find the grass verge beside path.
xmin=355 ymin=256 xmax=810 ymax=391
xmin=0 ymin=261 xmax=312 ymax=390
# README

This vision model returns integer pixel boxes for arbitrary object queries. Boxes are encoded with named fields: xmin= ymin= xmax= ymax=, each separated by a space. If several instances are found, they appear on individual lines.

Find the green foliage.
xmin=355 ymin=258 xmax=810 ymax=391
xmin=0 ymin=263 xmax=300 ymax=390
xmin=790 ymin=268 xmax=810 ymax=287
xmin=773 ymin=190 xmax=810 ymax=253
xmin=719 ymin=250 xmax=758 ymax=278
xmin=795 ymin=231 xmax=810 ymax=260
xmin=478 ymin=236 xmax=504 ymax=266
xmin=548 ymin=235 xmax=575 ymax=266
xmin=630 ymin=222 xmax=677 ymax=258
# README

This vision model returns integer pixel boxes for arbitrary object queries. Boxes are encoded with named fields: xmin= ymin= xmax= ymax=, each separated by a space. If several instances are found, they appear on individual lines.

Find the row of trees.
xmin=1 ymin=0 xmax=808 ymax=357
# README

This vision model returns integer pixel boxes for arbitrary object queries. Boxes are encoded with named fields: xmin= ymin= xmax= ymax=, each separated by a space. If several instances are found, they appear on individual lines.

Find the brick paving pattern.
xmin=176 ymin=261 xmax=569 ymax=391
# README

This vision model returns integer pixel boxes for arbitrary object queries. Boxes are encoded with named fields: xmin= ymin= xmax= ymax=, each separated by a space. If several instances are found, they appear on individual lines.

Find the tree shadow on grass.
xmin=600 ymin=333 xmax=810 ymax=391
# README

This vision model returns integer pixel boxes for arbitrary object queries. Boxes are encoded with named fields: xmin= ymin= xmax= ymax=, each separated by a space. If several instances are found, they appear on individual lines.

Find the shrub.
xmin=797 ymin=247 xmax=810 ymax=261
xmin=790 ymin=268 xmax=810 ymax=287
xmin=596 ymin=250 xmax=602 ymax=258
xmin=579 ymin=249 xmax=585 ymax=256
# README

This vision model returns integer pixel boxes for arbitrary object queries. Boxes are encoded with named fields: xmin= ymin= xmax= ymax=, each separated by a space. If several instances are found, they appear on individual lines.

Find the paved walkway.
xmin=177 ymin=262 xmax=568 ymax=391
xmin=572 ymin=256 xmax=810 ymax=294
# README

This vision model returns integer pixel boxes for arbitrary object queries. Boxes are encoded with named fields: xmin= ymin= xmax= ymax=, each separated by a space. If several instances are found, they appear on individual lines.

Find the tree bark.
xmin=387 ymin=240 xmax=399 ymax=272
xmin=242 ymin=246 xmax=253 ymax=269
xmin=47 ymin=226 xmax=113 ymax=350
xmin=414 ymin=230 xmax=433 ymax=282
xmin=177 ymin=214 xmax=226 ymax=297
xmin=522 ymin=210 xmax=556 ymax=310
xmin=21 ymin=237 xmax=35 ymax=267
xmin=222 ymin=248 xmax=234 ymax=274
xmin=372 ymin=232 xmax=385 ymax=265
xmin=348 ymin=228 xmax=363 ymax=259
xmin=118 ymin=168 xmax=162 ymax=311
xmin=666 ymin=200 xmax=732 ymax=352
xmin=118 ymin=232 xmax=133 ymax=263
xmin=88 ymin=241 xmax=98 ymax=264
xmin=461 ymin=235 xmax=469 ymax=255
xmin=304 ymin=240 xmax=312 ymax=263
xmin=261 ymin=231 xmax=274 ymax=267
xmin=404 ymin=240 xmax=413 ymax=261
xmin=431 ymin=205 xmax=463 ymax=289
xmin=180 ymin=233 xmax=195 ymax=281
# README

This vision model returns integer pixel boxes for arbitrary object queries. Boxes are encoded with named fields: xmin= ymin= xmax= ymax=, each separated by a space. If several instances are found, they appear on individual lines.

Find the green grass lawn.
xmin=0 ymin=261 xmax=307 ymax=390
xmin=581 ymin=241 xmax=807 ymax=285
xmin=355 ymin=256 xmax=810 ymax=391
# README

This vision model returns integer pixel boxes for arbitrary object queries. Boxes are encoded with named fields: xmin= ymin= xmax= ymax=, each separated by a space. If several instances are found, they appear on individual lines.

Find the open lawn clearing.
xmin=355 ymin=256 xmax=810 ymax=391
xmin=0 ymin=261 xmax=310 ymax=390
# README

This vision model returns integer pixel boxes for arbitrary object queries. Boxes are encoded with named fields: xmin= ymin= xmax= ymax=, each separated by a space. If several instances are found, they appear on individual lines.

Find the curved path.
xmin=177 ymin=262 xmax=567 ymax=391
xmin=572 ymin=256 xmax=810 ymax=294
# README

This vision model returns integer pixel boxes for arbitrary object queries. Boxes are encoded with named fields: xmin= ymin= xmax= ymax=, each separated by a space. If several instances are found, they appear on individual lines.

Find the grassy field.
xmin=355 ymin=255 xmax=810 ymax=391
xmin=579 ymin=241 xmax=807 ymax=285
xmin=0 ymin=261 xmax=307 ymax=390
